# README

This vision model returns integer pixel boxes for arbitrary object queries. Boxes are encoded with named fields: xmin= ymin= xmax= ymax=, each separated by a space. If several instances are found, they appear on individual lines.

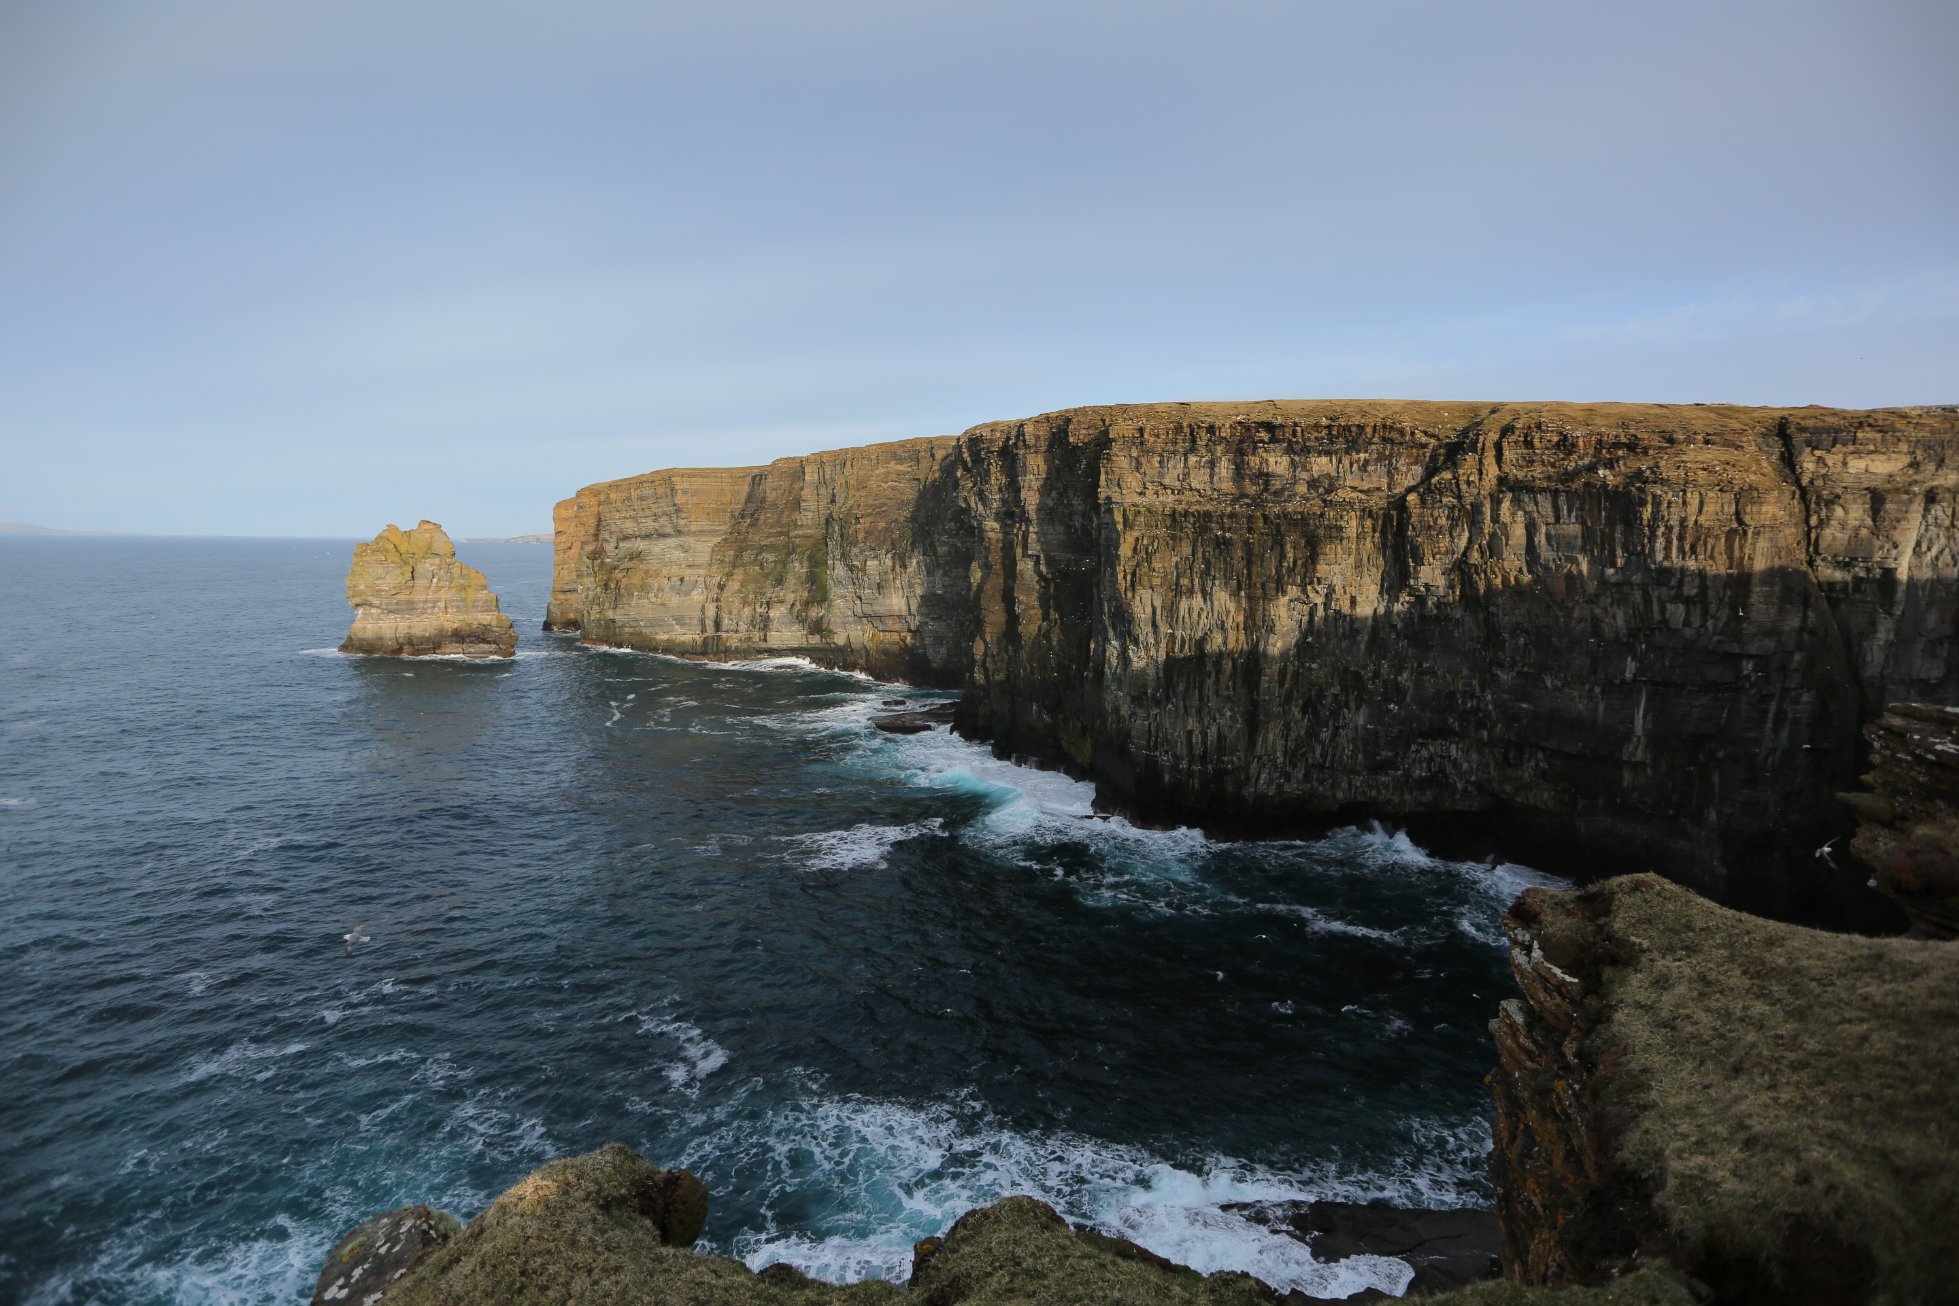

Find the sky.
xmin=1 ymin=0 xmax=1954 ymax=537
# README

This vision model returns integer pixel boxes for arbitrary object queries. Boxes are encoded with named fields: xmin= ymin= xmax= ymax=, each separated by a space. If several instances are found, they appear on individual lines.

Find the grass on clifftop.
xmin=1434 ymin=1266 xmax=1702 ymax=1306
xmin=1579 ymin=875 xmax=1959 ymax=1302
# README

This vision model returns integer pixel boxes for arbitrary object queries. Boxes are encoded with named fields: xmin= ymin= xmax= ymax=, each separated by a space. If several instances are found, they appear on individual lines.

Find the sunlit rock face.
xmin=341 ymin=520 xmax=517 ymax=659
xmin=543 ymin=436 xmax=960 ymax=680
xmin=547 ymin=401 xmax=1959 ymax=913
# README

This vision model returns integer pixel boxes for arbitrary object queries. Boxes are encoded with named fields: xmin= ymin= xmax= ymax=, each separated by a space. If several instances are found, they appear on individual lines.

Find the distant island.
xmin=0 ymin=522 xmax=139 ymax=537
xmin=462 ymin=533 xmax=552 ymax=544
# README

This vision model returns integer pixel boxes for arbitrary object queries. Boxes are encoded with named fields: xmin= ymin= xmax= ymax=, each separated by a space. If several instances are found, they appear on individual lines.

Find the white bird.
xmin=1815 ymin=837 xmax=1838 ymax=865
xmin=343 ymin=927 xmax=371 ymax=956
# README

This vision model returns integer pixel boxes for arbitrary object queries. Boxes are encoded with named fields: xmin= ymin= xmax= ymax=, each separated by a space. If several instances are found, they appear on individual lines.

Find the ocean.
xmin=0 ymin=537 xmax=1563 ymax=1303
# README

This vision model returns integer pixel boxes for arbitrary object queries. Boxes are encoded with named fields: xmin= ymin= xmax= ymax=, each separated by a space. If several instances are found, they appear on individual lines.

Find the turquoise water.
xmin=0 ymin=538 xmax=1560 ymax=1303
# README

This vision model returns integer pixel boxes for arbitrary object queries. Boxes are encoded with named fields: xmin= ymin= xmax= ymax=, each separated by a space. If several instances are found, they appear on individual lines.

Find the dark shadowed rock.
xmin=1845 ymin=702 xmax=1959 ymax=937
xmin=871 ymin=703 xmax=958 ymax=734
xmin=1227 ymin=1199 xmax=1498 ymax=1297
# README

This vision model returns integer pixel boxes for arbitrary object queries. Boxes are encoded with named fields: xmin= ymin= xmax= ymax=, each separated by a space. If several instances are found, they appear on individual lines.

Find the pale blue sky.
xmin=2 ymin=0 xmax=1953 ymax=536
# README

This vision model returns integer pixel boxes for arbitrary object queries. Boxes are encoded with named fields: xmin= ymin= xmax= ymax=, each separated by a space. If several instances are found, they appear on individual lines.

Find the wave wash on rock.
xmin=544 ymin=401 xmax=1959 ymax=915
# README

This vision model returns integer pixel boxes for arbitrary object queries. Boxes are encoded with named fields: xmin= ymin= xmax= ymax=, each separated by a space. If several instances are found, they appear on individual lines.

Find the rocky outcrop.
xmin=314 ymin=1146 xmax=1298 ymax=1305
xmin=548 ymin=401 xmax=1959 ymax=914
xmin=341 ymin=521 xmax=516 ymax=658
xmin=1488 ymin=874 xmax=1959 ymax=1304
xmin=1843 ymin=702 xmax=1959 ymax=937
xmin=314 ymin=1205 xmax=458 ymax=1306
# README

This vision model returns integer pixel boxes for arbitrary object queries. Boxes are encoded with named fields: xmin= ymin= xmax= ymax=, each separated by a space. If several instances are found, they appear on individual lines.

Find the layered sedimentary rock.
xmin=545 ymin=437 xmax=957 ymax=679
xmin=548 ymin=401 xmax=1959 ymax=910
xmin=342 ymin=521 xmax=517 ymax=658
xmin=1488 ymin=874 xmax=1959 ymax=1304
xmin=1844 ymin=702 xmax=1959 ymax=936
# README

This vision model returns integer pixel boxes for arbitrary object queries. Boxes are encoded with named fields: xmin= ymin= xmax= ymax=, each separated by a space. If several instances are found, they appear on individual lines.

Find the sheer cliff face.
xmin=547 ymin=401 xmax=1959 ymax=909
xmin=545 ymin=436 xmax=958 ymax=680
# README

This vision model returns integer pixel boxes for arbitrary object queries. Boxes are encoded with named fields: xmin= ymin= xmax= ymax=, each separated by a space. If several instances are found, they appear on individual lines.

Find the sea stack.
xmin=340 ymin=520 xmax=517 ymax=658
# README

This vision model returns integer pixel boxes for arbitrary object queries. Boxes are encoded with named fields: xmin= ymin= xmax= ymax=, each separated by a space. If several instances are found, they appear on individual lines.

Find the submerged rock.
xmin=340 ymin=520 xmax=516 ymax=658
xmin=871 ymin=703 xmax=958 ymax=734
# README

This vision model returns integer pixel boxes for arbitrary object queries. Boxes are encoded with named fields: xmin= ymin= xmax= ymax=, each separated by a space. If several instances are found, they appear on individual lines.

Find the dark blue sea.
xmin=0 ymin=537 xmax=1563 ymax=1304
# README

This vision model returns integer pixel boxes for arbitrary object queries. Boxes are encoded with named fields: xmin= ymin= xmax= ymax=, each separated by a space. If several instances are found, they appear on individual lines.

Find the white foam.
xmin=782 ymin=819 xmax=946 ymax=871
xmin=579 ymin=645 xmax=884 ymax=684
xmin=629 ymin=1012 xmax=732 ymax=1095
xmin=68 ymin=1213 xmax=327 ymax=1306
xmin=178 ymin=1039 xmax=310 ymax=1085
xmin=683 ymin=1090 xmax=1473 ymax=1297
xmin=298 ymin=646 xmax=519 ymax=663
xmin=1253 ymin=903 xmax=1402 ymax=941
xmin=866 ymin=719 xmax=1214 ymax=876
xmin=784 ymin=695 xmax=1565 ymax=940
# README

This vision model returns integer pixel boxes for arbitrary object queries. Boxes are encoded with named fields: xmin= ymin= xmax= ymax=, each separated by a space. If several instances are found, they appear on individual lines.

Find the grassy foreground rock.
xmin=1491 ymin=874 xmax=1959 ymax=1304
xmin=314 ymin=1144 xmax=1716 ymax=1305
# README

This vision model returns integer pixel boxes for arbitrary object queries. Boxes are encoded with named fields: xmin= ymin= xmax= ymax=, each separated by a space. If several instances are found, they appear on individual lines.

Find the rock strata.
xmin=341 ymin=521 xmax=516 ymax=658
xmin=548 ymin=401 xmax=1959 ymax=914
xmin=1843 ymin=702 xmax=1959 ymax=937
xmin=1488 ymin=874 xmax=1959 ymax=1304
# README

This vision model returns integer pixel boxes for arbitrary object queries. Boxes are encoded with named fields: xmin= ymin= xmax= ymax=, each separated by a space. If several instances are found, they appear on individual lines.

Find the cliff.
xmin=1488 ymin=874 xmax=1959 ymax=1304
xmin=341 ymin=521 xmax=517 ymax=658
xmin=1843 ymin=702 xmax=1959 ymax=937
xmin=547 ymin=401 xmax=1959 ymax=912
xmin=545 ymin=437 xmax=959 ymax=680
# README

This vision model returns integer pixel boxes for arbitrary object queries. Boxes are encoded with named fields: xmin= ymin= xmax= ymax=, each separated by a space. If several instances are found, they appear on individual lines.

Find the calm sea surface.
xmin=0 ymin=538 xmax=1561 ymax=1304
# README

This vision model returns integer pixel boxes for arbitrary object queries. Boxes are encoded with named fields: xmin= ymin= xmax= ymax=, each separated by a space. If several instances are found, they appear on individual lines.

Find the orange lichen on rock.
xmin=340 ymin=520 xmax=516 ymax=658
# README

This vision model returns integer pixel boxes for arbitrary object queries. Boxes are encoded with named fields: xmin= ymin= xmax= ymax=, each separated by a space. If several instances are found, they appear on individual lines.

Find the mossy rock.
xmin=908 ymin=1196 xmax=1278 ymax=1306
xmin=1530 ymin=874 xmax=1959 ymax=1304
xmin=1430 ymin=1265 xmax=1703 ymax=1305
xmin=376 ymin=1144 xmax=899 ymax=1306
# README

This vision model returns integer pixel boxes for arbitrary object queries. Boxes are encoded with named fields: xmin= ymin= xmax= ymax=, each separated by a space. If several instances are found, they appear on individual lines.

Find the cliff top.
xmin=1508 ymin=874 xmax=1959 ymax=1301
xmin=570 ymin=400 xmax=1957 ymax=498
